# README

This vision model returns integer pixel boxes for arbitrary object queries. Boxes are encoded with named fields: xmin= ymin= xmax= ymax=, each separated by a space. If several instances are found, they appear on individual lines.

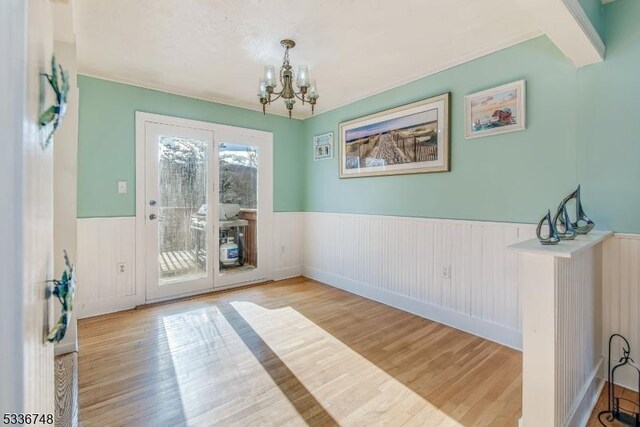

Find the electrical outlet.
xmin=118 ymin=263 xmax=126 ymax=274
xmin=442 ymin=264 xmax=451 ymax=279
xmin=117 ymin=180 xmax=128 ymax=194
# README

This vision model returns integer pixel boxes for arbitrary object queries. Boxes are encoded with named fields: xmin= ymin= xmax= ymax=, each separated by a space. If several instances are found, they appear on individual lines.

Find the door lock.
xmin=149 ymin=200 xmax=157 ymax=206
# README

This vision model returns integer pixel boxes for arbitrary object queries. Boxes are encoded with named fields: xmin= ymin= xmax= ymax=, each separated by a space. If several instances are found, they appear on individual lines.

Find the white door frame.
xmin=1 ymin=0 xmax=28 ymax=412
xmin=135 ymin=112 xmax=274 ymax=304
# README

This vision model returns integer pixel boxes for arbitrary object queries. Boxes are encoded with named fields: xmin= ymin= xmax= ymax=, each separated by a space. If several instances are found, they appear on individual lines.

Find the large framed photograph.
xmin=313 ymin=132 xmax=333 ymax=161
xmin=464 ymin=80 xmax=526 ymax=139
xmin=339 ymin=93 xmax=450 ymax=178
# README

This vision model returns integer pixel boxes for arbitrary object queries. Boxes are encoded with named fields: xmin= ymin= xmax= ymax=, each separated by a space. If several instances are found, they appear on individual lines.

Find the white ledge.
xmin=509 ymin=229 xmax=612 ymax=258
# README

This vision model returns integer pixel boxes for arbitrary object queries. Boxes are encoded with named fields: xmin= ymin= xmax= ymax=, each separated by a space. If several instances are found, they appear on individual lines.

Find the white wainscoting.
xmin=302 ymin=212 xmax=536 ymax=349
xmin=272 ymin=212 xmax=304 ymax=280
xmin=76 ymin=213 xmax=304 ymax=318
xmin=603 ymin=233 xmax=640 ymax=392
xmin=76 ymin=217 xmax=139 ymax=318
xmin=76 ymin=210 xmax=640 ymax=395
xmin=556 ymin=249 xmax=603 ymax=427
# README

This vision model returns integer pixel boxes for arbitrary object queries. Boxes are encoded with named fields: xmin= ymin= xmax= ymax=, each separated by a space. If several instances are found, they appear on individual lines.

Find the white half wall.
xmin=302 ymin=212 xmax=536 ymax=349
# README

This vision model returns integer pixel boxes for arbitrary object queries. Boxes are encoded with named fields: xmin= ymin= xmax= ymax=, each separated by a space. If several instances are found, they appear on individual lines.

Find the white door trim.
xmin=135 ymin=112 xmax=274 ymax=304
xmin=0 ymin=0 xmax=27 ymax=412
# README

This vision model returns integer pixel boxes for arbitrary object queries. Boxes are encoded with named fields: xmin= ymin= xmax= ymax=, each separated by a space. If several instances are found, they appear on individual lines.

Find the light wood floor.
xmin=587 ymin=383 xmax=639 ymax=426
xmin=78 ymin=277 xmax=523 ymax=426
xmin=55 ymin=352 xmax=79 ymax=427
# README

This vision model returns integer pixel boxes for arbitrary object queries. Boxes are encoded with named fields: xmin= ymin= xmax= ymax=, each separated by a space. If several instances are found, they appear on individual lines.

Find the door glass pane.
xmin=218 ymin=143 xmax=258 ymax=274
xmin=158 ymin=136 xmax=208 ymax=284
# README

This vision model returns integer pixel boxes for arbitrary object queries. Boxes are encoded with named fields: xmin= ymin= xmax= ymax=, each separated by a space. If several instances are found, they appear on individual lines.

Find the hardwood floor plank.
xmin=78 ymin=277 xmax=522 ymax=426
xmin=55 ymin=352 xmax=79 ymax=427
xmin=587 ymin=382 xmax=639 ymax=426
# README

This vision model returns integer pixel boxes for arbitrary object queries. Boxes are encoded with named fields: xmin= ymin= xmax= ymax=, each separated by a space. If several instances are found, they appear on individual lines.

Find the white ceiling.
xmin=75 ymin=0 xmax=543 ymax=119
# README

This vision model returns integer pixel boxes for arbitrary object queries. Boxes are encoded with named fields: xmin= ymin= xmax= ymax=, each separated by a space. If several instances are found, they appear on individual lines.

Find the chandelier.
xmin=257 ymin=39 xmax=319 ymax=118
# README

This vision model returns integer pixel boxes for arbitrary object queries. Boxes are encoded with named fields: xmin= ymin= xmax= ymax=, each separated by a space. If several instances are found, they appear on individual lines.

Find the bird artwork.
xmin=39 ymin=56 xmax=69 ymax=149
xmin=47 ymin=250 xmax=76 ymax=343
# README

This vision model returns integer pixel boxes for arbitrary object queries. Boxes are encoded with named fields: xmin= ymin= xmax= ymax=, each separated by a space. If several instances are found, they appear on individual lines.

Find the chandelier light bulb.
xmin=264 ymin=65 xmax=276 ymax=88
xmin=257 ymin=79 xmax=267 ymax=98
xmin=308 ymin=80 xmax=319 ymax=99
xmin=296 ymin=65 xmax=309 ymax=88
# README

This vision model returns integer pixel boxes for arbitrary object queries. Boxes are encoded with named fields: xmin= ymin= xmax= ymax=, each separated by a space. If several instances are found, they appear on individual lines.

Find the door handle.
xmin=149 ymin=214 xmax=157 ymax=220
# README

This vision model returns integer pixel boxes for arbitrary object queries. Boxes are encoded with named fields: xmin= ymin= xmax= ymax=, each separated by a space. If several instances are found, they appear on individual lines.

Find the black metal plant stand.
xmin=598 ymin=334 xmax=640 ymax=426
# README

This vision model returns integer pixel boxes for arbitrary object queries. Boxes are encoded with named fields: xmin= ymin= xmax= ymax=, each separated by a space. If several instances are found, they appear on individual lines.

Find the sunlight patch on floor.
xmin=228 ymin=301 xmax=463 ymax=426
xmin=159 ymin=301 xmax=463 ymax=425
xmin=161 ymin=306 xmax=301 ymax=425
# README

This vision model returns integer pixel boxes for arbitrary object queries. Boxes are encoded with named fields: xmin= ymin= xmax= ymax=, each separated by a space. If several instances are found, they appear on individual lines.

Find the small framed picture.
xmin=464 ymin=79 xmax=526 ymax=139
xmin=313 ymin=132 xmax=333 ymax=161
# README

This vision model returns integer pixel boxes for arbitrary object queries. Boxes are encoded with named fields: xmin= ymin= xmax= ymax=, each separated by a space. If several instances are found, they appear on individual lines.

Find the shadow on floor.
xmin=218 ymin=302 xmax=339 ymax=426
xmin=214 ymin=278 xmax=523 ymax=426
xmin=77 ymin=278 xmax=522 ymax=426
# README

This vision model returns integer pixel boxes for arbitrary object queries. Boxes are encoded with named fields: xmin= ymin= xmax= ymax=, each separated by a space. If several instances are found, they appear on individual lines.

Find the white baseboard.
xmin=273 ymin=266 xmax=303 ymax=281
xmin=303 ymin=266 xmax=522 ymax=350
xmin=77 ymin=294 xmax=141 ymax=319
xmin=565 ymin=360 xmax=604 ymax=427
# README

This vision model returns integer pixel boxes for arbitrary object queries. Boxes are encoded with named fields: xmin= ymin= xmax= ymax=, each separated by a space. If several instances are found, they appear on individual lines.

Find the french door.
xmin=139 ymin=113 xmax=272 ymax=302
xmin=213 ymin=128 xmax=269 ymax=288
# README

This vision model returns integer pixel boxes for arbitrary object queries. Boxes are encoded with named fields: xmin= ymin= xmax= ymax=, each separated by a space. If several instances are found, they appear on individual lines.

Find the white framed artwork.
xmin=313 ymin=132 xmax=333 ymax=161
xmin=464 ymin=80 xmax=526 ymax=139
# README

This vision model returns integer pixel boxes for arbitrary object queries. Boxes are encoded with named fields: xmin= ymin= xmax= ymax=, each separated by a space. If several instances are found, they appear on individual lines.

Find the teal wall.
xmin=77 ymin=76 xmax=304 ymax=217
xmin=302 ymin=36 xmax=580 ymax=224
xmin=77 ymin=0 xmax=640 ymax=232
xmin=577 ymin=0 xmax=640 ymax=233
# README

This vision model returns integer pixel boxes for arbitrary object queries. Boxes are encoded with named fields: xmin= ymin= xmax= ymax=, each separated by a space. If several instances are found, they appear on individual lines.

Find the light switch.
xmin=118 ymin=181 xmax=128 ymax=194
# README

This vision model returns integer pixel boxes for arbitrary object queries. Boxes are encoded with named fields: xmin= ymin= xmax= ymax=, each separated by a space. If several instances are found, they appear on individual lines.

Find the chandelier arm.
xmin=269 ymin=92 xmax=283 ymax=103
xmin=293 ymin=92 xmax=306 ymax=103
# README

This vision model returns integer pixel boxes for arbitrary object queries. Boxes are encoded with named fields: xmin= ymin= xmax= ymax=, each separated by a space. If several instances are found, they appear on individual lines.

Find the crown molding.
xmin=562 ymin=0 xmax=606 ymax=59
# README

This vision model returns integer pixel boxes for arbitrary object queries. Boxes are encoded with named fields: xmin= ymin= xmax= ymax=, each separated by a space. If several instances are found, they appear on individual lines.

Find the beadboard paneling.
xmin=602 ymin=233 xmax=640 ymax=392
xmin=272 ymin=212 xmax=303 ymax=280
xmin=77 ymin=217 xmax=139 ymax=318
xmin=76 ymin=213 xmax=304 ymax=318
xmin=302 ymin=212 xmax=535 ymax=349
xmin=556 ymin=249 xmax=602 ymax=427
